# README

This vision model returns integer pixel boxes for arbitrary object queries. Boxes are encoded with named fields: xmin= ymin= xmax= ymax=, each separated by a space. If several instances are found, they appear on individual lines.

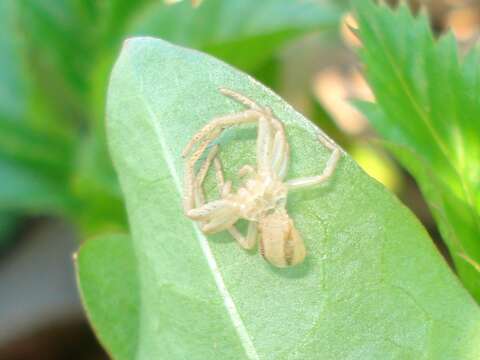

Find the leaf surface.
xmin=77 ymin=37 xmax=480 ymax=359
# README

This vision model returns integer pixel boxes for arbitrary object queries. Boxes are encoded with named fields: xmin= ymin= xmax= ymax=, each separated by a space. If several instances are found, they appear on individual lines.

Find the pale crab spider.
xmin=182 ymin=88 xmax=340 ymax=267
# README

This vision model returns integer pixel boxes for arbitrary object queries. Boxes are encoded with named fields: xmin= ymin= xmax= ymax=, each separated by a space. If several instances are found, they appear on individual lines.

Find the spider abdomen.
xmin=259 ymin=212 xmax=306 ymax=267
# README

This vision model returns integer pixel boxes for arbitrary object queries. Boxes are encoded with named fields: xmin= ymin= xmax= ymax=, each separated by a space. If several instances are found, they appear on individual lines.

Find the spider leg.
xmin=219 ymin=88 xmax=264 ymax=111
xmin=238 ymin=164 xmax=255 ymax=178
xmin=187 ymin=199 xmax=233 ymax=221
xmin=185 ymin=145 xmax=220 ymax=230
xmin=213 ymin=156 xmax=257 ymax=250
xmin=188 ymin=195 xmax=240 ymax=234
xmin=201 ymin=211 xmax=241 ymax=234
xmin=277 ymin=147 xmax=289 ymax=180
xmin=257 ymin=113 xmax=289 ymax=179
xmin=183 ymin=132 xmax=220 ymax=212
xmin=183 ymin=107 xmax=271 ymax=212
xmin=188 ymin=144 xmax=231 ymax=218
xmin=185 ymin=145 xmax=241 ymax=236
xmin=188 ymin=156 xmax=239 ymax=234
xmin=182 ymin=110 xmax=261 ymax=157
xmin=257 ymin=117 xmax=275 ymax=172
xmin=270 ymin=124 xmax=290 ymax=179
xmin=286 ymin=134 xmax=341 ymax=190
xmin=193 ymin=145 xmax=219 ymax=209
xmin=210 ymin=157 xmax=231 ymax=197
xmin=211 ymin=87 xmax=288 ymax=177
xmin=229 ymin=222 xmax=258 ymax=250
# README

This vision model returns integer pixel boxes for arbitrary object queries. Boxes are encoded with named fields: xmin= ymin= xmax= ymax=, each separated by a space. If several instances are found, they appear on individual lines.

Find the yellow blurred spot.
xmin=458 ymin=252 xmax=480 ymax=272
xmin=341 ymin=13 xmax=361 ymax=48
xmin=351 ymin=143 xmax=402 ymax=192
xmin=164 ymin=0 xmax=203 ymax=6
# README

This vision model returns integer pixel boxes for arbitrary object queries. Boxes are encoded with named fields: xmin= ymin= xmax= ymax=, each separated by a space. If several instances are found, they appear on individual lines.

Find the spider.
xmin=182 ymin=88 xmax=341 ymax=267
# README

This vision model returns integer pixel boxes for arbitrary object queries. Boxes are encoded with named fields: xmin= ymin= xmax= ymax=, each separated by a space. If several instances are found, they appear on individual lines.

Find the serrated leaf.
xmin=352 ymin=0 xmax=480 ymax=301
xmin=77 ymin=37 xmax=480 ymax=359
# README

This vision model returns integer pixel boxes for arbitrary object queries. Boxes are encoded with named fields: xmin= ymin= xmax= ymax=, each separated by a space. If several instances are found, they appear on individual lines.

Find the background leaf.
xmin=78 ymin=37 xmax=480 ymax=359
xmin=353 ymin=0 xmax=480 ymax=301
xmin=0 ymin=0 xmax=75 ymax=216
xmin=126 ymin=0 xmax=342 ymax=71
xmin=76 ymin=234 xmax=139 ymax=360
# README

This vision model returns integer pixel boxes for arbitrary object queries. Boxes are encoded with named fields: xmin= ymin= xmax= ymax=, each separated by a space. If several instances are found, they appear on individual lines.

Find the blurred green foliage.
xmin=353 ymin=1 xmax=480 ymax=301
xmin=0 ymin=0 xmax=345 ymax=237
xmin=0 ymin=211 xmax=19 ymax=254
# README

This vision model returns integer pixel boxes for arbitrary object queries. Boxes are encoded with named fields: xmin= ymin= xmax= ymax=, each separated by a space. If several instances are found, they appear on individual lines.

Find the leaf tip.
xmin=121 ymin=36 xmax=146 ymax=53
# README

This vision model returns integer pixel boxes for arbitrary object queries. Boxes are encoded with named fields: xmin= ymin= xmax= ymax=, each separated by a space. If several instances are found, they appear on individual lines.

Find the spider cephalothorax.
xmin=234 ymin=172 xmax=288 ymax=221
xmin=182 ymin=88 xmax=340 ymax=267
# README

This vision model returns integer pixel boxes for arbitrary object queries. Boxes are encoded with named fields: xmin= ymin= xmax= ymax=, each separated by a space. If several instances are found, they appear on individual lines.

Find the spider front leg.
xmin=286 ymin=134 xmax=341 ymax=190
xmin=183 ymin=134 xmax=220 ymax=212
xmin=254 ymin=111 xmax=290 ymax=178
xmin=213 ymin=157 xmax=258 ymax=250
xmin=256 ymin=117 xmax=274 ymax=172
xmin=191 ymin=144 xmax=220 ymax=214
xmin=186 ymin=146 xmax=256 ymax=248
xmin=270 ymin=122 xmax=289 ymax=179
xmin=182 ymin=109 xmax=261 ymax=158
xmin=185 ymin=145 xmax=239 ymax=234
xmin=183 ymin=108 xmax=267 ymax=210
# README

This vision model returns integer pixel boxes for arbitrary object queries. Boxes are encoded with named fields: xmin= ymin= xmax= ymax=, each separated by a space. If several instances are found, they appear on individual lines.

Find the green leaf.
xmin=0 ymin=0 xmax=75 ymax=215
xmin=83 ymin=37 xmax=480 ymax=358
xmin=127 ymin=0 xmax=343 ymax=71
xmin=76 ymin=234 xmax=139 ymax=360
xmin=0 ymin=0 xmax=26 ymax=121
xmin=352 ymin=1 xmax=480 ymax=301
xmin=8 ymin=0 xmax=123 ymax=230
xmin=19 ymin=0 xmax=96 ymax=99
